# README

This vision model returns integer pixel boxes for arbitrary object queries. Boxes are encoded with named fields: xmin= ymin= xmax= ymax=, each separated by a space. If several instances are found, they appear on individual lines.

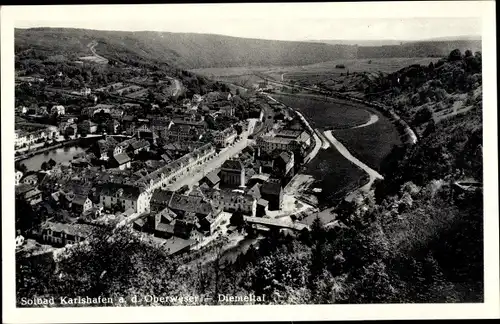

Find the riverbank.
xmin=15 ymin=135 xmax=103 ymax=162
xmin=324 ymin=130 xmax=383 ymax=191
xmin=258 ymin=74 xmax=418 ymax=145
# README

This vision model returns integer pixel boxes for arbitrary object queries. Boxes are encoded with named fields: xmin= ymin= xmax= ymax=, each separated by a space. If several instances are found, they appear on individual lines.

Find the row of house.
xmin=31 ymin=221 xmax=96 ymax=246
xmin=15 ymin=124 xmax=60 ymax=149
xmin=97 ymin=182 xmax=151 ymax=214
xmin=140 ymin=189 xmax=226 ymax=241
xmin=138 ymin=143 xmax=217 ymax=192
xmin=90 ymin=136 xmax=150 ymax=170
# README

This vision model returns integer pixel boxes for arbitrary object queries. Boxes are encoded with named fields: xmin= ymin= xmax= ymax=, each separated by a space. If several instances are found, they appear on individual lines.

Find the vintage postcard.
xmin=2 ymin=1 xmax=498 ymax=322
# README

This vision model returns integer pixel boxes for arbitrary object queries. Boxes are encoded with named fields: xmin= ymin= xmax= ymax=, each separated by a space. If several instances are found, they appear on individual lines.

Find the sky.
xmin=11 ymin=3 xmax=484 ymax=42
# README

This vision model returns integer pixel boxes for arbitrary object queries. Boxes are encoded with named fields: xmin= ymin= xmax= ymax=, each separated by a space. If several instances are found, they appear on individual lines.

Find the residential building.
xmin=151 ymin=190 xmax=223 ymax=236
xmin=14 ymin=125 xmax=60 ymax=149
xmin=220 ymin=105 xmax=235 ymax=117
xmin=215 ymin=127 xmax=237 ymax=148
xmin=257 ymin=136 xmax=300 ymax=154
xmin=151 ymin=117 xmax=173 ymax=136
xmin=109 ymin=108 xmax=125 ymax=120
xmin=138 ymin=144 xmax=216 ymax=192
xmin=273 ymin=151 xmax=295 ymax=178
xmin=260 ymin=178 xmax=283 ymax=211
xmin=206 ymin=188 xmax=256 ymax=217
xmin=94 ymin=137 xmax=120 ymax=160
xmin=246 ymin=183 xmax=261 ymax=200
xmin=98 ymin=183 xmax=150 ymax=214
xmin=15 ymin=170 xmax=23 ymax=186
xmin=150 ymin=190 xmax=177 ymax=212
xmin=82 ymin=104 xmax=115 ymax=117
xmin=192 ymin=94 xmax=203 ymax=103
xmin=130 ymin=139 xmax=150 ymax=155
xmin=203 ymin=91 xmax=232 ymax=102
xmin=162 ymin=141 xmax=205 ymax=159
xmin=51 ymin=105 xmax=65 ymax=115
xmin=256 ymin=159 xmax=274 ymax=174
xmin=16 ymin=106 xmax=28 ymax=114
xmin=275 ymin=129 xmax=311 ymax=147
xmin=122 ymin=115 xmax=136 ymax=133
xmin=78 ymin=120 xmax=98 ymax=134
xmin=111 ymin=152 xmax=132 ymax=170
xmin=16 ymin=235 xmax=25 ymax=248
xmin=36 ymin=221 xmax=96 ymax=246
xmin=80 ymin=87 xmax=91 ymax=96
xmin=121 ymin=102 xmax=141 ymax=110
xmin=22 ymin=174 xmax=39 ymax=186
xmin=72 ymin=195 xmax=93 ymax=215
xmin=166 ymin=124 xmax=204 ymax=142
xmin=21 ymin=187 xmax=43 ymax=206
xmin=200 ymin=171 xmax=220 ymax=189
xmin=181 ymin=98 xmax=192 ymax=109
xmin=220 ymin=159 xmax=245 ymax=188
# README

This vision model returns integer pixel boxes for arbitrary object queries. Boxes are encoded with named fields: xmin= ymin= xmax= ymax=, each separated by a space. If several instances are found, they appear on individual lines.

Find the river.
xmin=271 ymin=92 xmax=401 ymax=206
xmin=20 ymin=146 xmax=86 ymax=172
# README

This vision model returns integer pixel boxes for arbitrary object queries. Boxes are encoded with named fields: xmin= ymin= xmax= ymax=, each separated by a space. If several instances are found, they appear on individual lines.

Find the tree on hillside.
xmin=412 ymin=106 xmax=433 ymax=125
xmin=448 ymin=49 xmax=462 ymax=61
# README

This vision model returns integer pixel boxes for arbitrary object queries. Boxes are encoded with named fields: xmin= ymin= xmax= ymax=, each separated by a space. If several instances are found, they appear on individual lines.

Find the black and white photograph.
xmin=2 ymin=2 xmax=498 ymax=322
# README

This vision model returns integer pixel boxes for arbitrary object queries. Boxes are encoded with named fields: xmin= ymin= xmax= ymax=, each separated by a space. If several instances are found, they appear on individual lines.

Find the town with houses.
xmin=6 ymin=2 xmax=490 ymax=311
xmin=15 ymin=70 xmax=315 ymax=258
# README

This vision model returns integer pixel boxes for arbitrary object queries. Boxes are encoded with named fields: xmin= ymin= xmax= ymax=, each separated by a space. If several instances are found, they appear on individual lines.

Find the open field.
xmin=190 ymin=66 xmax=286 ymax=77
xmin=78 ymin=56 xmax=108 ymax=64
xmin=282 ymin=57 xmax=438 ymax=74
xmin=191 ymin=57 xmax=438 ymax=85
xmin=332 ymin=119 xmax=402 ymax=173
xmin=191 ymin=66 xmax=290 ymax=87
xmin=279 ymin=57 xmax=438 ymax=84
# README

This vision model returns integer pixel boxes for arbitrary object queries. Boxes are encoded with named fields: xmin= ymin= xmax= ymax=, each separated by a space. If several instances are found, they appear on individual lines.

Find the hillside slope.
xmin=357 ymin=40 xmax=481 ymax=58
xmin=15 ymin=28 xmax=357 ymax=69
xmin=15 ymin=28 xmax=481 ymax=69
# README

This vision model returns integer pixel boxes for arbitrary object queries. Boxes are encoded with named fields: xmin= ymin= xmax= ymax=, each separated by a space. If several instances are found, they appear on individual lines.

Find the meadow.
xmin=332 ymin=117 xmax=402 ymax=173
xmin=190 ymin=57 xmax=439 ymax=90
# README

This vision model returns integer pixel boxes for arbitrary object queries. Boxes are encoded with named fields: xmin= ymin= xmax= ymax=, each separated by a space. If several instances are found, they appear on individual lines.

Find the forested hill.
xmin=15 ymin=28 xmax=357 ymax=69
xmin=15 ymin=28 xmax=480 ymax=69
xmin=356 ymin=39 xmax=481 ymax=58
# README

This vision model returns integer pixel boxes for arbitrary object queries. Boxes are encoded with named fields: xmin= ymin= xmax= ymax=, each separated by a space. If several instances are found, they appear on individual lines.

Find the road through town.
xmin=167 ymin=119 xmax=257 ymax=191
